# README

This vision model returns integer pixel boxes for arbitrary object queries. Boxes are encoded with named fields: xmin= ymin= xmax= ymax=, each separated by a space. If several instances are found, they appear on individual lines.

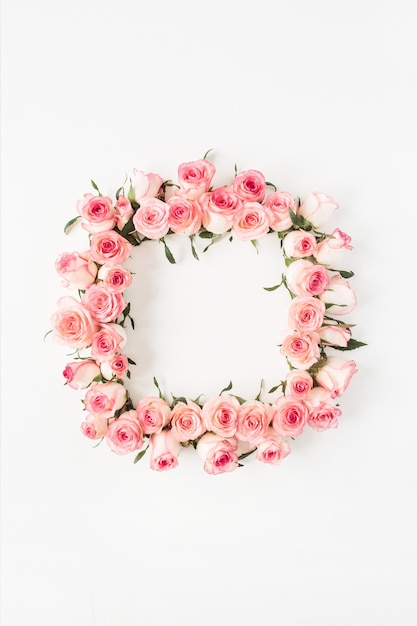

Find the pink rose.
xmin=298 ymin=191 xmax=338 ymax=229
xmin=282 ymin=230 xmax=317 ymax=258
xmin=132 ymin=198 xmax=169 ymax=239
xmin=149 ymin=429 xmax=181 ymax=471
xmin=232 ymin=202 xmax=272 ymax=240
xmin=285 ymin=370 xmax=314 ymax=398
xmin=315 ymin=356 xmax=357 ymax=398
xmin=202 ymin=395 xmax=240 ymax=437
xmin=167 ymin=197 xmax=202 ymax=235
xmin=286 ymin=259 xmax=330 ymax=296
xmin=314 ymin=228 xmax=353 ymax=267
xmin=305 ymin=387 xmax=341 ymax=432
xmin=232 ymin=170 xmax=266 ymax=202
xmin=82 ymin=284 xmax=126 ymax=323
xmin=136 ymin=396 xmax=171 ymax=435
xmin=200 ymin=187 xmax=243 ymax=234
xmin=319 ymin=274 xmax=357 ymax=315
xmin=77 ymin=194 xmax=117 ymax=233
xmin=100 ymin=354 xmax=129 ymax=380
xmin=272 ymin=396 xmax=308 ymax=437
xmin=255 ymin=428 xmax=291 ymax=465
xmin=63 ymin=360 xmax=100 ymax=390
xmin=106 ymin=410 xmax=144 ymax=454
xmin=176 ymin=159 xmax=216 ymax=199
xmin=89 ymin=230 xmax=132 ymax=266
xmin=97 ymin=264 xmax=132 ymax=292
xmin=115 ymin=195 xmax=134 ymax=229
xmin=197 ymin=432 xmax=239 ymax=475
xmin=55 ymin=251 xmax=98 ymax=290
xmin=318 ymin=322 xmax=351 ymax=347
xmin=51 ymin=296 xmax=98 ymax=349
xmin=91 ymin=323 xmax=127 ymax=364
xmin=131 ymin=170 xmax=163 ymax=203
xmin=81 ymin=413 xmax=112 ymax=439
xmin=265 ymin=191 xmax=295 ymax=232
xmin=288 ymin=296 xmax=326 ymax=332
xmin=170 ymin=400 xmax=205 ymax=442
xmin=236 ymin=401 xmax=270 ymax=443
xmin=280 ymin=331 xmax=321 ymax=370
xmin=84 ymin=381 xmax=126 ymax=419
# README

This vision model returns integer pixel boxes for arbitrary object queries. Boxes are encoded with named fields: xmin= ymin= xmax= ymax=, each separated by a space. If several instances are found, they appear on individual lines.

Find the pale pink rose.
xmin=197 ymin=432 xmax=239 ymax=475
xmin=115 ymin=195 xmax=134 ymax=229
xmin=232 ymin=202 xmax=273 ymax=240
xmin=132 ymin=197 xmax=169 ymax=239
xmin=51 ymin=296 xmax=98 ymax=349
xmin=255 ymin=428 xmax=291 ymax=465
xmin=315 ymin=356 xmax=357 ymax=398
xmin=265 ymin=191 xmax=295 ymax=232
xmin=63 ymin=360 xmax=100 ymax=390
xmin=131 ymin=170 xmax=163 ymax=203
xmin=202 ymin=395 xmax=240 ymax=437
xmin=286 ymin=259 xmax=330 ymax=297
xmin=176 ymin=159 xmax=216 ymax=199
xmin=82 ymin=284 xmax=126 ymax=323
xmin=106 ymin=410 xmax=144 ymax=454
xmin=91 ymin=323 xmax=127 ymax=364
xmin=285 ymin=370 xmax=314 ymax=397
xmin=305 ymin=387 xmax=341 ymax=432
xmin=77 ymin=194 xmax=117 ymax=233
xmin=200 ymin=187 xmax=243 ymax=234
xmin=89 ymin=230 xmax=132 ymax=266
xmin=167 ymin=197 xmax=202 ymax=235
xmin=97 ymin=264 xmax=133 ymax=293
xmin=314 ymin=228 xmax=353 ymax=267
xmin=84 ymin=381 xmax=127 ymax=419
xmin=298 ymin=191 xmax=338 ymax=229
xmin=170 ymin=400 xmax=205 ymax=442
xmin=55 ymin=251 xmax=98 ymax=290
xmin=100 ymin=354 xmax=129 ymax=380
xmin=288 ymin=296 xmax=326 ymax=332
xmin=232 ymin=170 xmax=266 ymax=202
xmin=149 ymin=429 xmax=181 ymax=471
xmin=318 ymin=322 xmax=351 ymax=347
xmin=283 ymin=230 xmax=317 ymax=258
xmin=280 ymin=331 xmax=321 ymax=370
xmin=136 ymin=396 xmax=171 ymax=435
xmin=81 ymin=413 xmax=111 ymax=439
xmin=319 ymin=274 xmax=357 ymax=315
xmin=272 ymin=396 xmax=308 ymax=437
xmin=235 ymin=401 xmax=270 ymax=443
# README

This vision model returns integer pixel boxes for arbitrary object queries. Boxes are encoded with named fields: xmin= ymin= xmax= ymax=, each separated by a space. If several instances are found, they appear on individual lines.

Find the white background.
xmin=1 ymin=1 xmax=417 ymax=625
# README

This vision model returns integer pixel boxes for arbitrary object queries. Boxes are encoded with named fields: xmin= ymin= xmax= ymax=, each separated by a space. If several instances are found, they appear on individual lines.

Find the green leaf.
xmin=133 ymin=446 xmax=149 ymax=464
xmin=189 ymin=235 xmax=199 ymax=260
xmin=64 ymin=215 xmax=81 ymax=234
xmin=91 ymin=179 xmax=101 ymax=194
xmin=266 ymin=181 xmax=277 ymax=191
xmin=268 ymin=384 xmax=280 ymax=394
xmin=238 ymin=447 xmax=257 ymax=461
xmin=127 ymin=358 xmax=136 ymax=365
xmin=333 ymin=339 xmax=367 ymax=351
xmin=251 ymin=239 xmax=259 ymax=254
xmin=325 ymin=302 xmax=347 ymax=309
xmin=203 ymin=148 xmax=214 ymax=160
xmin=234 ymin=396 xmax=246 ymax=405
xmin=160 ymin=238 xmax=176 ymax=264
xmin=43 ymin=329 xmax=54 ymax=341
xmin=338 ymin=270 xmax=355 ymax=279
xmin=199 ymin=230 xmax=214 ymax=239
xmin=263 ymin=283 xmax=281 ymax=291
xmin=255 ymin=379 xmax=264 ymax=401
xmin=219 ymin=380 xmax=233 ymax=395
xmin=153 ymin=376 xmax=164 ymax=399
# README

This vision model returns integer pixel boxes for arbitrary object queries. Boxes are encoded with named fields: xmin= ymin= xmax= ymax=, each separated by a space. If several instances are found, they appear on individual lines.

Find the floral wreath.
xmin=49 ymin=152 xmax=365 ymax=475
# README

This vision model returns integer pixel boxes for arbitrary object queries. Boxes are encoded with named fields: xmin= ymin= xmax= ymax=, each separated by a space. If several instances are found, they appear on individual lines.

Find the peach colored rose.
xmin=255 ymin=428 xmax=291 ymax=465
xmin=286 ymin=259 xmax=330 ymax=297
xmin=232 ymin=169 xmax=266 ymax=202
xmin=149 ymin=429 xmax=181 ymax=471
xmin=232 ymin=202 xmax=272 ymax=240
xmin=51 ymin=296 xmax=98 ymax=349
xmin=167 ymin=197 xmax=202 ymax=235
xmin=77 ymin=194 xmax=117 ymax=233
xmin=272 ymin=396 xmax=307 ymax=437
xmin=314 ymin=228 xmax=353 ymax=267
xmin=285 ymin=370 xmax=314 ymax=398
xmin=318 ymin=322 xmax=351 ymax=347
xmin=315 ymin=357 xmax=357 ymax=398
xmin=202 ymin=395 xmax=240 ymax=437
xmin=176 ymin=159 xmax=216 ymax=199
xmin=305 ymin=387 xmax=341 ymax=432
xmin=97 ymin=264 xmax=132 ymax=292
xmin=136 ymin=396 xmax=171 ymax=435
xmin=82 ymin=284 xmax=126 ymax=323
xmin=131 ymin=170 xmax=163 ymax=203
xmin=91 ymin=323 xmax=127 ymax=364
xmin=84 ymin=381 xmax=126 ymax=419
xmin=298 ymin=191 xmax=338 ymax=229
xmin=197 ymin=432 xmax=239 ymax=475
xmin=319 ymin=274 xmax=357 ymax=315
xmin=100 ymin=354 xmax=129 ymax=380
xmin=200 ymin=187 xmax=243 ymax=234
xmin=288 ymin=296 xmax=326 ymax=332
xmin=170 ymin=400 xmax=205 ymax=442
xmin=236 ymin=401 xmax=270 ymax=443
xmin=63 ymin=360 xmax=100 ymax=390
xmin=283 ymin=230 xmax=317 ymax=258
xmin=106 ymin=410 xmax=144 ymax=454
xmin=115 ymin=195 xmax=134 ymax=229
xmin=280 ymin=331 xmax=320 ymax=370
xmin=132 ymin=198 xmax=169 ymax=239
xmin=81 ymin=413 xmax=112 ymax=439
xmin=55 ymin=251 xmax=98 ymax=290
xmin=265 ymin=191 xmax=295 ymax=232
xmin=89 ymin=230 xmax=132 ymax=266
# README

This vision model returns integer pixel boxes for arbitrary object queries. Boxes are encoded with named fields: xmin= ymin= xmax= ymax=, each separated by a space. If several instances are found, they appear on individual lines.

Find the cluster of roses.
xmin=50 ymin=157 xmax=362 ymax=474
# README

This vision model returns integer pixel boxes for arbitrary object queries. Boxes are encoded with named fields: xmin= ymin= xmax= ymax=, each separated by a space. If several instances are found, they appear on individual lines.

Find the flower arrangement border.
xmin=50 ymin=153 xmax=365 ymax=474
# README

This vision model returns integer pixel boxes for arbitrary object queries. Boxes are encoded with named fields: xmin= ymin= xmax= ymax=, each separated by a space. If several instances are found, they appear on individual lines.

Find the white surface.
xmin=1 ymin=1 xmax=416 ymax=625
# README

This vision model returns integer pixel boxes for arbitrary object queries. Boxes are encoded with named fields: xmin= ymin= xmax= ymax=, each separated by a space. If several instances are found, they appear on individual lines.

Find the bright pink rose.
xmin=197 ymin=433 xmax=239 ymax=475
xmin=319 ymin=322 xmax=351 ymax=347
xmin=51 ymin=296 xmax=98 ymax=349
xmin=202 ymin=395 xmax=240 ymax=437
xmin=167 ymin=197 xmax=202 ymax=235
xmin=106 ymin=410 xmax=144 ymax=454
xmin=286 ymin=259 xmax=330 ymax=297
xmin=265 ymin=191 xmax=295 ymax=232
xmin=314 ymin=228 xmax=353 ymax=267
xmin=272 ymin=396 xmax=308 ymax=437
xmin=176 ymin=159 xmax=216 ymax=199
xmin=288 ymin=296 xmax=326 ymax=332
xmin=131 ymin=170 xmax=163 ymax=203
xmin=91 ymin=323 xmax=127 ymax=364
xmin=236 ymin=401 xmax=270 ymax=443
xmin=132 ymin=198 xmax=169 ymax=239
xmin=305 ymin=387 xmax=341 ymax=432
xmin=89 ymin=230 xmax=132 ymax=266
xmin=115 ymin=195 xmax=134 ymax=229
xmin=255 ymin=428 xmax=291 ymax=465
xmin=97 ymin=264 xmax=132 ymax=292
xmin=63 ymin=360 xmax=100 ymax=390
xmin=77 ymin=194 xmax=117 ymax=233
xmin=232 ymin=170 xmax=266 ymax=202
xmin=100 ymin=354 xmax=129 ymax=380
xmin=82 ymin=284 xmax=126 ymax=323
xmin=319 ymin=274 xmax=357 ymax=315
xmin=81 ymin=413 xmax=112 ymax=439
xmin=136 ymin=396 xmax=171 ymax=435
xmin=200 ymin=187 xmax=243 ymax=234
xmin=315 ymin=357 xmax=357 ymax=398
xmin=232 ymin=202 xmax=272 ymax=240
xmin=285 ymin=370 xmax=314 ymax=397
xmin=298 ymin=191 xmax=338 ymax=229
xmin=55 ymin=251 xmax=98 ymax=290
xmin=283 ymin=230 xmax=317 ymax=258
xmin=84 ymin=381 xmax=126 ymax=419
xmin=170 ymin=400 xmax=205 ymax=442
xmin=280 ymin=331 xmax=321 ymax=370
xmin=149 ymin=429 xmax=181 ymax=471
